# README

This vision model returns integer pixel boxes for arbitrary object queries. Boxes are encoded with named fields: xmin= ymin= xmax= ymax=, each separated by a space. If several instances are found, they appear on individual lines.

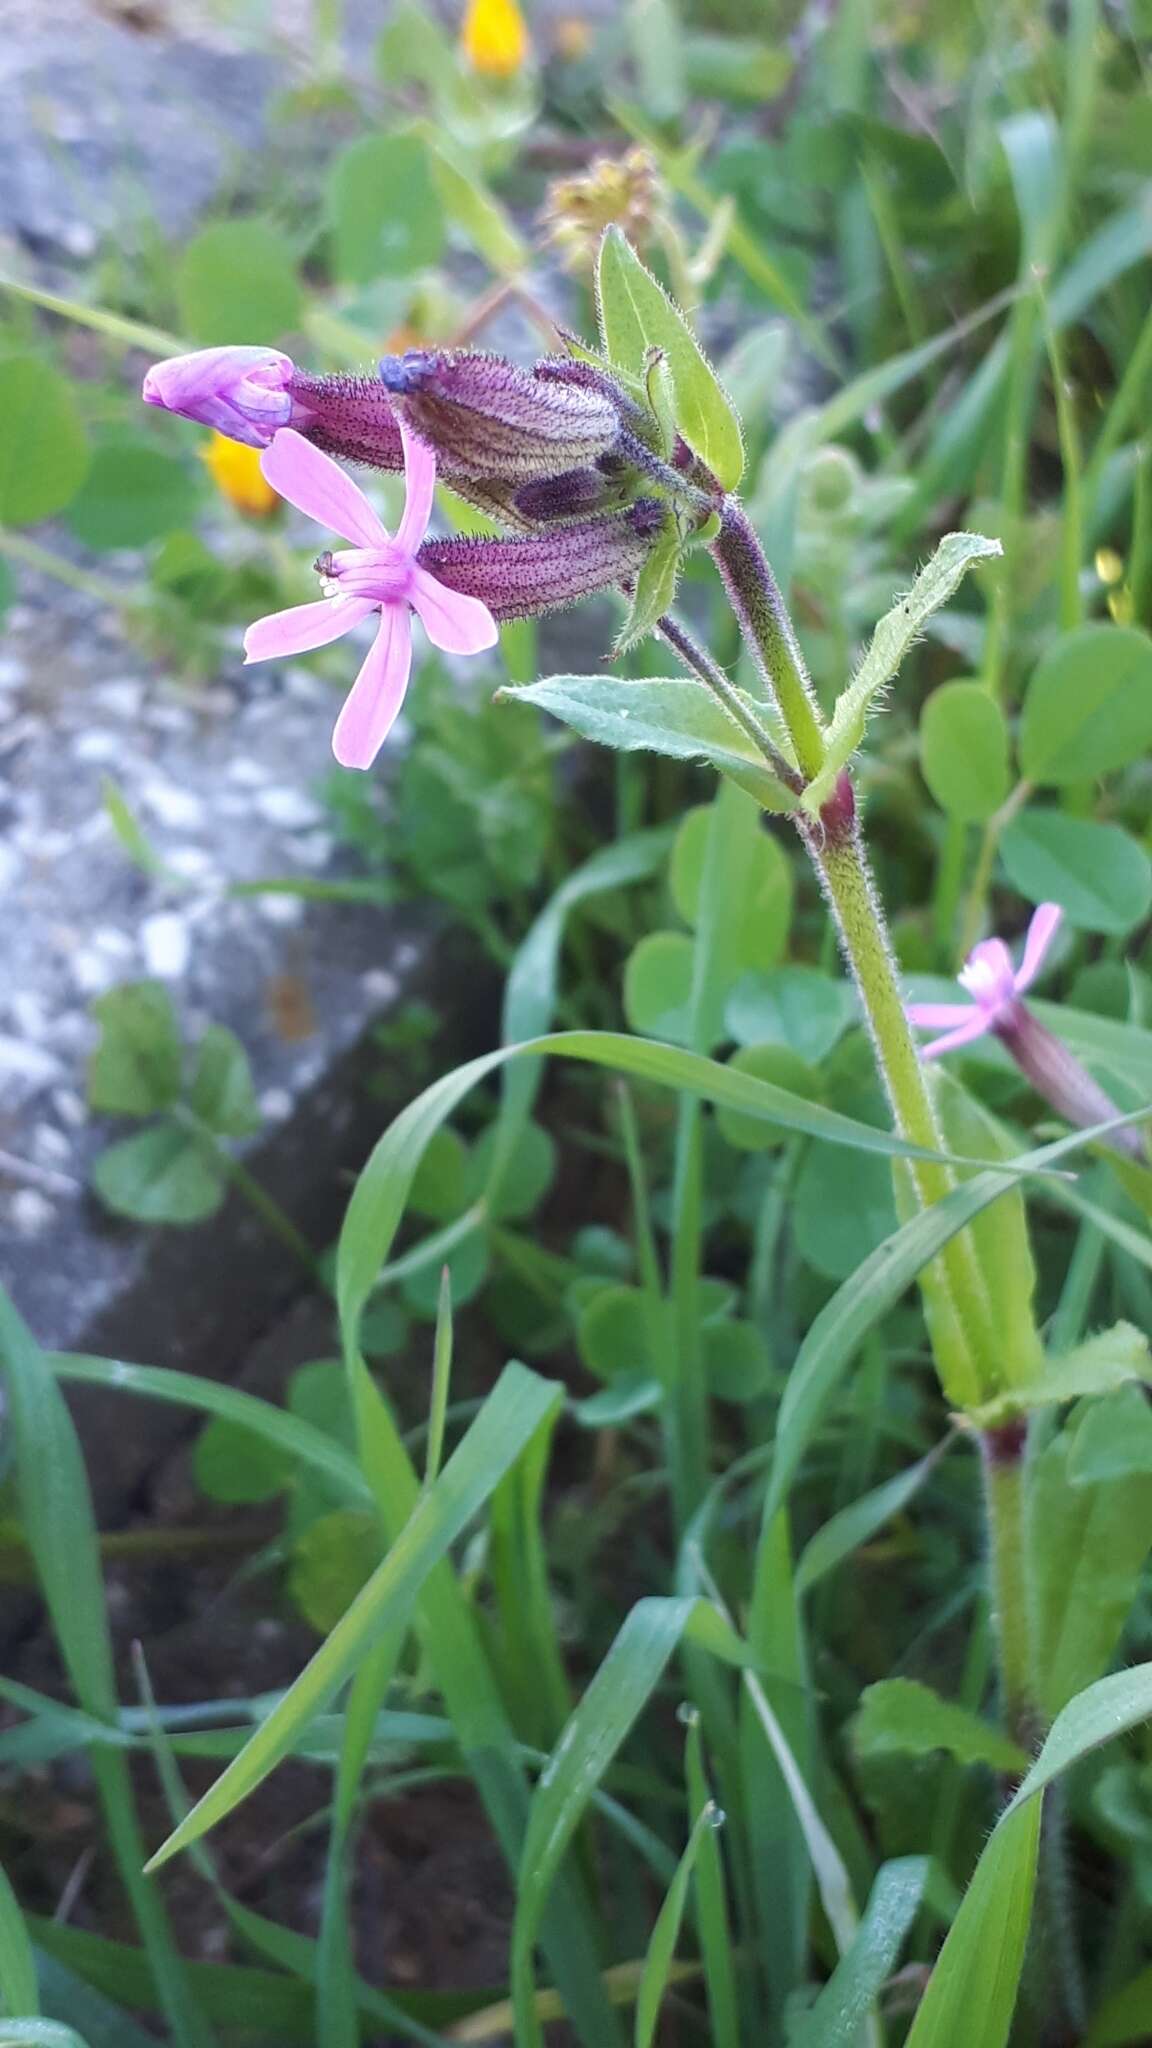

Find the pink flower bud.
xmin=142 ymin=347 xmax=302 ymax=448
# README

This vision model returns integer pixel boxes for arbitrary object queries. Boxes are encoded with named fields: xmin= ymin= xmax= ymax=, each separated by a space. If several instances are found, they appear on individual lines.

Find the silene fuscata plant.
xmin=145 ymin=225 xmax=1151 ymax=2025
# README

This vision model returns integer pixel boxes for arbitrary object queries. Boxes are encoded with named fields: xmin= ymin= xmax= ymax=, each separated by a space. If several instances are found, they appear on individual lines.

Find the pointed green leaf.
xmin=791 ymin=1857 xmax=929 ymax=2048
xmin=500 ymin=674 xmax=797 ymax=810
xmin=596 ymin=226 xmax=744 ymax=488
xmin=804 ymin=532 xmax=1002 ymax=816
xmin=614 ymin=518 xmax=683 ymax=653
xmin=145 ymin=1363 xmax=563 ymax=1869
xmin=903 ymin=1800 xmax=1041 ymax=2048
xmin=970 ymin=1321 xmax=1152 ymax=1426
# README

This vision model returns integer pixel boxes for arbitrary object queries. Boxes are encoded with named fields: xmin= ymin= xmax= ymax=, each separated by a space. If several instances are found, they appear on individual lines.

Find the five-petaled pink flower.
xmin=907 ymin=903 xmax=1063 ymax=1057
xmin=243 ymin=423 xmax=497 ymax=770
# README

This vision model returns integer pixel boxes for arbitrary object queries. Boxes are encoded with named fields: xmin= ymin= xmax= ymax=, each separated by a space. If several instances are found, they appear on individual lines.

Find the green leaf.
xmin=53 ymin=1353 xmax=369 ymax=1507
xmin=753 ymin=1116 xmax=1110 ymax=1532
xmin=903 ymin=1800 xmax=1041 ymax=2048
xmin=794 ymin=1443 xmax=949 ymax=1597
xmin=999 ymin=812 xmax=1152 ymax=935
xmin=326 ymin=133 xmax=443 ymax=284
xmin=510 ymin=1598 xmax=697 ymax=2048
xmin=595 ymin=226 xmax=744 ymax=490
xmin=1086 ymin=1965 xmax=1152 ymax=2047
xmin=794 ymin=1144 xmax=897 ymax=1281
xmin=0 ymin=2024 xmax=92 ymax=2046
xmin=92 ymin=1127 xmax=224 ymax=1226
xmin=0 ymin=1860 xmax=39 ymax=2016
xmin=804 ymin=532 xmax=1002 ymax=816
xmin=853 ymin=1679 xmax=1027 ymax=1775
xmin=288 ymin=1509 xmax=379 ymax=1632
xmin=715 ymin=1046 xmax=822 ymax=1151
xmin=970 ymin=1321 xmax=1152 ymax=1426
xmin=408 ymin=1127 xmax=471 ymax=1221
xmin=1027 ymin=1391 xmax=1152 ymax=1717
xmin=1008 ymin=1661 xmax=1152 ymax=1816
xmin=671 ymin=802 xmax=792 ymax=962
xmin=614 ymin=517 xmax=683 ymax=653
xmin=192 ymin=1416 xmax=291 ymax=1506
xmin=919 ymin=681 xmax=1011 ymax=821
xmin=1019 ymin=624 xmax=1152 ymax=785
xmin=87 ymin=983 xmax=183 ymax=1115
xmin=726 ymin=966 xmax=853 ymax=1062
xmin=145 ymin=1363 xmax=563 ymax=1869
xmin=623 ymin=932 xmax=695 ymax=1047
xmin=790 ymin=1857 xmax=929 ymax=2048
xmin=633 ymin=1804 xmax=714 ymax=2048
xmin=0 ymin=359 xmax=89 ymax=526
xmin=424 ymin=136 xmax=526 ymax=274
xmin=577 ymin=1284 xmax=659 ymax=1383
xmin=628 ymin=0 xmax=687 ymax=124
xmin=500 ymin=674 xmax=797 ymax=810
xmin=65 ymin=439 xmax=198 ymax=552
xmin=931 ymin=1074 xmax=1043 ymax=1393
xmin=703 ymin=1318 xmax=775 ymax=1401
xmin=467 ymin=1120 xmax=555 ymax=1220
xmin=188 ymin=1025 xmax=261 ymax=1137
xmin=176 ymin=221 xmax=302 ymax=347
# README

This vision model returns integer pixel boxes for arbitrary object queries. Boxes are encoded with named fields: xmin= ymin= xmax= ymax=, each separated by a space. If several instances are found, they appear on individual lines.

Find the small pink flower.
xmin=143 ymin=347 xmax=302 ymax=448
xmin=907 ymin=903 xmax=1063 ymax=1057
xmin=243 ymin=424 xmax=498 ymax=770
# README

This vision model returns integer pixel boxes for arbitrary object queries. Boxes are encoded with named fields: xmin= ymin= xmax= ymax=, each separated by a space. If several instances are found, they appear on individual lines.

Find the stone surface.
xmin=0 ymin=556 xmax=497 ymax=1520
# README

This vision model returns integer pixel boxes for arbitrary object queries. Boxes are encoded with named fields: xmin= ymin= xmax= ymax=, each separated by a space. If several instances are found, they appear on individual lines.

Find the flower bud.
xmin=513 ymin=465 xmax=624 ymax=523
xmin=378 ymin=348 xmax=624 ymax=481
xmin=418 ymin=499 xmax=665 ymax=620
xmin=142 ymin=347 xmax=304 ymax=448
xmin=285 ymin=371 xmax=405 ymax=472
xmin=997 ymin=1009 xmax=1147 ymax=1161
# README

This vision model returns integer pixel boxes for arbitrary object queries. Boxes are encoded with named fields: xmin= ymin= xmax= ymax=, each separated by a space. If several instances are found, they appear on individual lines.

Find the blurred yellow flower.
xmin=202 ymin=432 xmax=279 ymax=519
xmin=461 ymin=0 xmax=530 ymax=77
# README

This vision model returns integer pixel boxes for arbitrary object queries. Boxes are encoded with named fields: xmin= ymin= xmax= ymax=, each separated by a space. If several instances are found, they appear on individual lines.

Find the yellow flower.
xmin=461 ymin=0 xmax=530 ymax=78
xmin=202 ymin=432 xmax=280 ymax=519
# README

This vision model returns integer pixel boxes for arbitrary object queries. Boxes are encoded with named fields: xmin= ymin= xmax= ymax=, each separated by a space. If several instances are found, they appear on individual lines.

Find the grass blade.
xmin=144 ymin=1363 xmax=563 ymax=1868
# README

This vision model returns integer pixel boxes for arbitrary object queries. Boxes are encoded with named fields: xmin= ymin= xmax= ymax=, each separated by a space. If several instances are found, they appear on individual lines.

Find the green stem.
xmin=809 ymin=802 xmax=993 ymax=1406
xmin=173 ymin=1108 xmax=324 ymax=1287
xmin=957 ymin=778 xmax=1033 ymax=963
xmin=657 ymin=608 xmax=801 ymax=789
xmin=0 ymin=527 xmax=127 ymax=607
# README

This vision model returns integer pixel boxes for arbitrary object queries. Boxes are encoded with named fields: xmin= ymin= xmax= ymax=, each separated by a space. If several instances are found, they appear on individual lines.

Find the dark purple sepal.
xmin=378 ymin=349 xmax=624 ymax=480
xmin=417 ymin=500 xmax=665 ymax=621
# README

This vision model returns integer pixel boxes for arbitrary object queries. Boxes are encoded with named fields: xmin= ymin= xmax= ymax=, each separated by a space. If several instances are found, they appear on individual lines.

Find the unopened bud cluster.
xmin=143 ymin=339 xmax=716 ymax=623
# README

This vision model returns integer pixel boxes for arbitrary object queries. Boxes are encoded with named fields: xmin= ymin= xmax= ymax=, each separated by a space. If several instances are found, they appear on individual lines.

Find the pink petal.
xmin=260 ymin=429 xmax=388 ymax=550
xmin=906 ymin=1003 xmax=979 ymax=1029
xmin=408 ymin=566 xmax=499 ymax=655
xmin=244 ymin=595 xmax=373 ymax=664
xmin=394 ymin=418 xmax=437 ymax=555
xmin=918 ymin=1014 xmax=995 ymax=1059
xmin=331 ymin=606 xmax=412 ymax=769
xmin=1014 ymin=902 xmax=1063 ymax=993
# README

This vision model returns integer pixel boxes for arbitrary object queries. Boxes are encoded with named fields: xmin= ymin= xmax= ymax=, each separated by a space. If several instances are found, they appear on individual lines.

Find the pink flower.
xmin=142 ymin=347 xmax=303 ymax=448
xmin=243 ymin=424 xmax=498 ymax=770
xmin=907 ymin=903 xmax=1063 ymax=1057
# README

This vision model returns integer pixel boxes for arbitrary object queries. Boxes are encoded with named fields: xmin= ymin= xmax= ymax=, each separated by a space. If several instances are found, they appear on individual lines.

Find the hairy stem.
xmin=710 ymin=504 xmax=826 ymax=779
xmin=804 ymin=788 xmax=994 ymax=1406
xmin=657 ymin=609 xmax=802 ymax=789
